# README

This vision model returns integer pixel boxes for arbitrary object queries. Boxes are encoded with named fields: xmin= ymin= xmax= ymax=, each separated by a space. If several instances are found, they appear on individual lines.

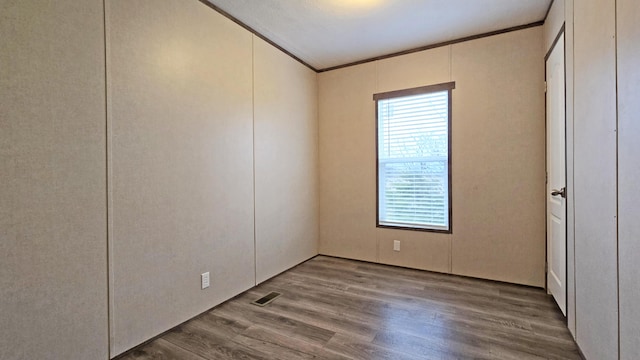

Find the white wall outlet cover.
xmin=201 ymin=272 xmax=210 ymax=289
xmin=393 ymin=240 xmax=400 ymax=251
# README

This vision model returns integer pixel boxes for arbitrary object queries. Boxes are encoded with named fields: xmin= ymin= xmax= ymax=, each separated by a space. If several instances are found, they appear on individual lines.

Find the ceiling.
xmin=205 ymin=0 xmax=552 ymax=71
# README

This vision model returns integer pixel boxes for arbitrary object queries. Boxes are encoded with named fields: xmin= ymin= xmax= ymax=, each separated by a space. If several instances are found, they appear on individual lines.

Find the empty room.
xmin=1 ymin=0 xmax=638 ymax=359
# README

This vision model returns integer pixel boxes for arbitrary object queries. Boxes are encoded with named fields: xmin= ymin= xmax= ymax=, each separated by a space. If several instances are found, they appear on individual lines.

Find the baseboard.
xmin=318 ymin=253 xmax=545 ymax=290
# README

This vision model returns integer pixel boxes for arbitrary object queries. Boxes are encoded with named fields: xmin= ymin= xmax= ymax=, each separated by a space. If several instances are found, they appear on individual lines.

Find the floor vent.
xmin=251 ymin=292 xmax=281 ymax=307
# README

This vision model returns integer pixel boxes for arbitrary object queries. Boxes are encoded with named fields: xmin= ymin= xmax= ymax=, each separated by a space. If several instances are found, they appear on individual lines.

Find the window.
xmin=374 ymin=82 xmax=455 ymax=232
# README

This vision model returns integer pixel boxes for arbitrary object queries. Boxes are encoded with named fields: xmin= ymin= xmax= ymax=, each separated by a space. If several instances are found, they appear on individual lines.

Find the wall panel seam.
xmin=614 ymin=0 xmax=621 ymax=357
xmin=103 ymin=0 xmax=114 ymax=357
xmin=252 ymin=35 xmax=257 ymax=286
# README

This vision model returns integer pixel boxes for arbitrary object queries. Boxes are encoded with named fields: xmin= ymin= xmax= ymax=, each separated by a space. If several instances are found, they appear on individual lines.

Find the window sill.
xmin=376 ymin=223 xmax=452 ymax=234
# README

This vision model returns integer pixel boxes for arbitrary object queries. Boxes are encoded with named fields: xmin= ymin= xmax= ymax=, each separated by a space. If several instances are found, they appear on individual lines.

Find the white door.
xmin=546 ymin=33 xmax=567 ymax=315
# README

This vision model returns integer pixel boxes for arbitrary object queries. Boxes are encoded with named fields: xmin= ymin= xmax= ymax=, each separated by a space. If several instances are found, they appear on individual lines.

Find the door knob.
xmin=551 ymin=187 xmax=566 ymax=198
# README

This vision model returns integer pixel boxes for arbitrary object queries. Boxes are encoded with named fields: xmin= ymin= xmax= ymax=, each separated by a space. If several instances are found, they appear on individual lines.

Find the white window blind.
xmin=376 ymin=87 xmax=451 ymax=231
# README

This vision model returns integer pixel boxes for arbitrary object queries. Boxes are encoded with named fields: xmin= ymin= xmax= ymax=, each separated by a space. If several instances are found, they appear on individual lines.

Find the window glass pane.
xmin=377 ymin=90 xmax=450 ymax=231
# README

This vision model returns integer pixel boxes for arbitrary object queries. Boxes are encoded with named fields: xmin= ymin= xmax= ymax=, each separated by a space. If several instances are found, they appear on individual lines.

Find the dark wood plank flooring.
xmin=119 ymin=256 xmax=581 ymax=360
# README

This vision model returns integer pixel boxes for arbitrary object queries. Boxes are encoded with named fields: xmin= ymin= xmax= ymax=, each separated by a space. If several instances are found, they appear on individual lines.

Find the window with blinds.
xmin=374 ymin=82 xmax=454 ymax=232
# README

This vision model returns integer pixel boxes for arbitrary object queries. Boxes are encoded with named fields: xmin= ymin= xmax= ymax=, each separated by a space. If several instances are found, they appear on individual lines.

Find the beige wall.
xmin=0 ymin=1 xmax=109 ymax=359
xmin=107 ymin=0 xmax=255 ymax=354
xmin=319 ymin=62 xmax=379 ymax=263
xmin=617 ymin=0 xmax=640 ymax=358
xmin=574 ymin=0 xmax=619 ymax=358
xmin=319 ymin=27 xmax=546 ymax=287
xmin=450 ymin=28 xmax=546 ymax=286
xmin=107 ymin=0 xmax=319 ymax=356
xmin=253 ymin=37 xmax=319 ymax=284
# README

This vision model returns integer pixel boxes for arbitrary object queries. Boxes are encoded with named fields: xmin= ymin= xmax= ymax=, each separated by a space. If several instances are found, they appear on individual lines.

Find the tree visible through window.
xmin=374 ymin=82 xmax=454 ymax=232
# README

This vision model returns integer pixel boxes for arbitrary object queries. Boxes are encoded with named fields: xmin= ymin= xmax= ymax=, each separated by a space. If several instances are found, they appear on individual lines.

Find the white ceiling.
xmin=206 ymin=0 xmax=552 ymax=71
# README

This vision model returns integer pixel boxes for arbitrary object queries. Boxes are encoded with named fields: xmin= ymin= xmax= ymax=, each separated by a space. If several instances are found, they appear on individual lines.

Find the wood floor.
xmin=118 ymin=256 xmax=581 ymax=360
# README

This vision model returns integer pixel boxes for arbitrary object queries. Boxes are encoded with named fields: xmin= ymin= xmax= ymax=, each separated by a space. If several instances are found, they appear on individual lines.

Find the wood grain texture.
xmin=121 ymin=339 xmax=207 ymax=360
xmin=118 ymin=256 xmax=581 ymax=360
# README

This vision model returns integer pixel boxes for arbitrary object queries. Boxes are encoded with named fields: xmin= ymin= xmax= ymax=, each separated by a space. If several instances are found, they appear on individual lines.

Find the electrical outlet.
xmin=393 ymin=240 xmax=400 ymax=252
xmin=201 ymin=272 xmax=210 ymax=289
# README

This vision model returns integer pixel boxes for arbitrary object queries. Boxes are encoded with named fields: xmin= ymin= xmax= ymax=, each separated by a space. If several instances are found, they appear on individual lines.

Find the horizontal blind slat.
xmin=378 ymin=89 xmax=450 ymax=230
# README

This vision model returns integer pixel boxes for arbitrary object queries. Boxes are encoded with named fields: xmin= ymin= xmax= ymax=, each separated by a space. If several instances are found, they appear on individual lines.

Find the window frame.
xmin=373 ymin=81 xmax=455 ymax=233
